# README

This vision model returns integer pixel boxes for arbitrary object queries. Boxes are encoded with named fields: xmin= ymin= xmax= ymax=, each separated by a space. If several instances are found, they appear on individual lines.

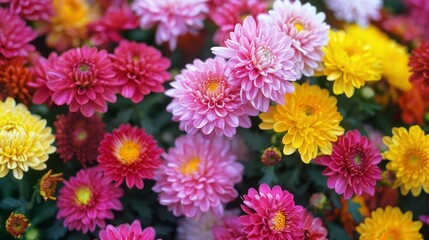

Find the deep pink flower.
xmin=314 ymin=130 xmax=382 ymax=199
xmin=302 ymin=210 xmax=328 ymax=240
xmin=99 ymin=220 xmax=156 ymax=240
xmin=46 ymin=46 xmax=121 ymax=117
xmin=0 ymin=8 xmax=36 ymax=63
xmin=153 ymin=134 xmax=243 ymax=219
xmin=97 ymin=124 xmax=163 ymax=189
xmin=132 ymin=0 xmax=208 ymax=50
xmin=239 ymin=183 xmax=304 ymax=239
xmin=0 ymin=0 xmax=53 ymax=21
xmin=110 ymin=40 xmax=171 ymax=103
xmin=212 ymin=16 xmax=298 ymax=112
xmin=56 ymin=167 xmax=123 ymax=233
xmin=28 ymin=52 xmax=58 ymax=105
xmin=166 ymin=57 xmax=255 ymax=137
xmin=409 ymin=41 xmax=429 ymax=91
xmin=258 ymin=0 xmax=329 ymax=77
xmin=213 ymin=214 xmax=245 ymax=240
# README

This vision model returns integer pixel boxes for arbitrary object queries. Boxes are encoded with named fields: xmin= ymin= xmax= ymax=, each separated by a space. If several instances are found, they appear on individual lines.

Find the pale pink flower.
xmin=99 ymin=220 xmax=156 ymax=240
xmin=325 ymin=0 xmax=382 ymax=26
xmin=177 ymin=212 xmax=222 ymax=240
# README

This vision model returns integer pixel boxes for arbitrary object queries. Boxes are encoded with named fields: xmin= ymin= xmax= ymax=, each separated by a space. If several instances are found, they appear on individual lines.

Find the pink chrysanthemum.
xmin=54 ymin=112 xmax=106 ymax=166
xmin=324 ymin=0 xmax=382 ymax=26
xmin=132 ymin=0 xmax=209 ymax=50
xmin=212 ymin=16 xmax=298 ymax=112
xmin=239 ymin=183 xmax=304 ymax=239
xmin=57 ymin=167 xmax=123 ymax=233
xmin=314 ymin=130 xmax=382 ymax=199
xmin=153 ymin=134 xmax=243 ymax=219
xmin=110 ymin=40 xmax=171 ymax=103
xmin=97 ymin=124 xmax=163 ymax=189
xmin=166 ymin=57 xmax=255 ymax=137
xmin=210 ymin=0 xmax=267 ymax=45
xmin=99 ymin=220 xmax=156 ymax=240
xmin=0 ymin=0 xmax=53 ymax=21
xmin=0 ymin=8 xmax=36 ymax=62
xmin=28 ymin=52 xmax=58 ymax=105
xmin=213 ymin=213 xmax=245 ymax=240
xmin=302 ymin=210 xmax=328 ymax=240
xmin=46 ymin=46 xmax=121 ymax=117
xmin=177 ymin=212 xmax=222 ymax=240
xmin=258 ymin=0 xmax=329 ymax=77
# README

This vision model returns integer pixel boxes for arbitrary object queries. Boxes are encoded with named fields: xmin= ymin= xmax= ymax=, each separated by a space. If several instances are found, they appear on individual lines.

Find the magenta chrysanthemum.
xmin=0 ymin=0 xmax=53 ymax=21
xmin=212 ymin=16 xmax=298 ymax=112
xmin=46 ymin=46 xmax=121 ymax=117
xmin=28 ymin=53 xmax=58 ymax=105
xmin=0 ymin=8 xmax=36 ymax=62
xmin=97 ymin=124 xmax=163 ymax=189
xmin=153 ymin=134 xmax=243 ymax=218
xmin=258 ymin=0 xmax=329 ymax=77
xmin=302 ymin=210 xmax=328 ymax=240
xmin=315 ymin=130 xmax=382 ymax=199
xmin=324 ymin=0 xmax=382 ymax=26
xmin=239 ymin=183 xmax=304 ymax=239
xmin=56 ymin=167 xmax=123 ymax=233
xmin=132 ymin=0 xmax=208 ymax=50
xmin=110 ymin=40 xmax=171 ymax=103
xmin=98 ymin=220 xmax=156 ymax=240
xmin=166 ymin=57 xmax=255 ymax=137
xmin=54 ymin=112 xmax=106 ymax=166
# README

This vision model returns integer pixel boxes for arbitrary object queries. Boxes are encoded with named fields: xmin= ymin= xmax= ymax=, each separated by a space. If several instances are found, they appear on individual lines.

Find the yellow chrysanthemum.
xmin=346 ymin=25 xmax=412 ymax=91
xmin=356 ymin=206 xmax=423 ymax=240
xmin=321 ymin=30 xmax=383 ymax=98
xmin=0 ymin=98 xmax=56 ymax=179
xmin=259 ymin=83 xmax=344 ymax=163
xmin=383 ymin=125 xmax=429 ymax=196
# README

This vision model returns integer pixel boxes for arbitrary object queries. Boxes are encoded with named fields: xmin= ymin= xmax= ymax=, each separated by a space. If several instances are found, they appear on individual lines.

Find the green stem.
xmin=27 ymin=188 xmax=38 ymax=212
xmin=19 ymin=179 xmax=25 ymax=200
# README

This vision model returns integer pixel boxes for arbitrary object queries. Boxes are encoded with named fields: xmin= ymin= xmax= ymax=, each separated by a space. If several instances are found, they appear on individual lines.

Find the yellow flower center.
xmin=294 ymin=22 xmax=305 ymax=32
xmin=299 ymin=104 xmax=318 ymax=118
xmin=271 ymin=211 xmax=286 ymax=231
xmin=75 ymin=187 xmax=91 ymax=206
xmin=207 ymin=81 xmax=220 ymax=93
xmin=181 ymin=157 xmax=200 ymax=175
xmin=404 ymin=148 xmax=427 ymax=168
xmin=380 ymin=228 xmax=402 ymax=240
xmin=118 ymin=141 xmax=141 ymax=165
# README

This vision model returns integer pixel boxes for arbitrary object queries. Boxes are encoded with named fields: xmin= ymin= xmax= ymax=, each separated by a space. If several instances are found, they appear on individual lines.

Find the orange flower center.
xmin=118 ymin=141 xmax=141 ymax=165
xmin=404 ymin=148 xmax=427 ymax=169
xmin=75 ymin=187 xmax=92 ymax=206
xmin=380 ymin=228 xmax=402 ymax=240
xmin=271 ymin=211 xmax=286 ymax=231
xmin=181 ymin=157 xmax=200 ymax=175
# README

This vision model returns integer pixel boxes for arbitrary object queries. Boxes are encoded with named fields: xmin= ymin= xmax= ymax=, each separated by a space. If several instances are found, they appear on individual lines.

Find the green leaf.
xmin=328 ymin=222 xmax=352 ymax=240
xmin=259 ymin=167 xmax=278 ymax=185
xmin=347 ymin=199 xmax=363 ymax=222
xmin=45 ymin=220 xmax=67 ymax=240
xmin=0 ymin=197 xmax=25 ymax=210
xmin=31 ymin=204 xmax=57 ymax=226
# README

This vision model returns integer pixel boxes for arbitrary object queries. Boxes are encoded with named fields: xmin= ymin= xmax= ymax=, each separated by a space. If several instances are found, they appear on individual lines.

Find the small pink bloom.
xmin=28 ymin=52 xmax=58 ymax=105
xmin=302 ymin=210 xmax=328 ymax=240
xmin=324 ymin=0 xmax=382 ymax=26
xmin=0 ymin=0 xmax=54 ymax=21
xmin=99 ymin=220 xmax=156 ymax=240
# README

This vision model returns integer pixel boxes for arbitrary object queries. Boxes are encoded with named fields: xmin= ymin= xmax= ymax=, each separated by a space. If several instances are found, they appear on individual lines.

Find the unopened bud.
xmin=309 ymin=193 xmax=327 ymax=210
xmin=261 ymin=147 xmax=282 ymax=166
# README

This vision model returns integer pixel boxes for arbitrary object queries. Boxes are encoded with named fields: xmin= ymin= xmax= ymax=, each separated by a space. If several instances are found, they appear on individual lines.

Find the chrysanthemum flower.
xmin=153 ymin=134 xmax=243 ymax=218
xmin=239 ymin=183 xmax=304 ymax=239
xmin=132 ymin=0 xmax=208 ymax=50
xmin=111 ymin=40 xmax=171 ymax=103
xmin=398 ymin=85 xmax=426 ymax=125
xmin=0 ymin=8 xmax=36 ymax=62
xmin=166 ymin=57 xmax=254 ymax=137
xmin=261 ymin=147 xmax=282 ymax=166
xmin=177 ymin=212 xmax=222 ymax=240
xmin=356 ymin=206 xmax=423 ymax=240
xmin=97 ymin=124 xmax=163 ymax=189
xmin=321 ymin=30 xmax=382 ymax=98
xmin=324 ymin=0 xmax=382 ymax=26
xmin=57 ymin=167 xmax=123 ymax=233
xmin=0 ymin=97 xmax=56 ymax=179
xmin=46 ymin=46 xmax=121 ymax=117
xmin=39 ymin=170 xmax=63 ymax=201
xmin=383 ymin=125 xmax=429 ymax=196
xmin=99 ymin=220 xmax=156 ymax=240
xmin=54 ymin=112 xmax=105 ymax=166
xmin=0 ymin=58 xmax=34 ymax=105
xmin=409 ymin=41 xmax=429 ymax=91
xmin=315 ymin=130 xmax=382 ymax=199
xmin=212 ymin=213 xmax=245 ymax=240
xmin=259 ymin=83 xmax=344 ymax=163
xmin=258 ymin=0 xmax=329 ymax=77
xmin=302 ymin=210 xmax=328 ymax=240
xmin=212 ymin=16 xmax=298 ymax=112
xmin=0 ymin=0 xmax=54 ymax=21
xmin=6 ymin=212 xmax=31 ymax=239
xmin=28 ymin=53 xmax=58 ymax=105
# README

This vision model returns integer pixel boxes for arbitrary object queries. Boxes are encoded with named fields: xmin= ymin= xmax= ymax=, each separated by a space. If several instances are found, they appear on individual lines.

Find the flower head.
xmin=383 ymin=125 xmax=429 ymax=196
xmin=153 ymin=134 xmax=243 ymax=218
xmin=261 ymin=147 xmax=282 ymax=166
xmin=398 ymin=85 xmax=426 ymax=125
xmin=302 ymin=210 xmax=328 ymax=240
xmin=259 ymin=83 xmax=344 ymax=163
xmin=409 ymin=41 xmax=429 ymax=91
xmin=0 ymin=57 xmax=34 ymax=105
xmin=6 ymin=212 xmax=31 ymax=239
xmin=132 ymin=0 xmax=209 ymax=50
xmin=39 ymin=170 xmax=64 ymax=201
xmin=28 ymin=52 xmax=58 ymax=105
xmin=324 ymin=0 xmax=382 ymax=26
xmin=0 ymin=97 xmax=56 ymax=179
xmin=97 ymin=124 xmax=163 ymax=189
xmin=258 ymin=0 xmax=329 ymax=77
xmin=166 ymin=57 xmax=254 ymax=137
xmin=212 ymin=213 xmax=245 ymax=240
xmin=0 ymin=0 xmax=54 ymax=21
xmin=57 ymin=167 xmax=123 ymax=233
xmin=54 ymin=112 xmax=105 ymax=166
xmin=212 ymin=16 xmax=298 ymax=112
xmin=177 ymin=212 xmax=222 ymax=240
xmin=111 ymin=40 xmax=171 ymax=103
xmin=0 ymin=8 xmax=36 ymax=62
xmin=315 ymin=130 xmax=382 ymax=199
xmin=47 ymin=46 xmax=121 ymax=117
xmin=356 ymin=206 xmax=423 ymax=240
xmin=239 ymin=183 xmax=304 ymax=240
xmin=99 ymin=220 xmax=156 ymax=240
